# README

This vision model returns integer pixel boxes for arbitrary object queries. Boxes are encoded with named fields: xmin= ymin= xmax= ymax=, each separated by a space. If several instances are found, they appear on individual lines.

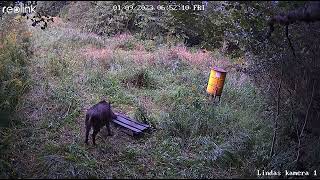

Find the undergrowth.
xmin=0 ymin=15 xmax=31 ymax=178
xmin=1 ymin=16 xmax=271 ymax=179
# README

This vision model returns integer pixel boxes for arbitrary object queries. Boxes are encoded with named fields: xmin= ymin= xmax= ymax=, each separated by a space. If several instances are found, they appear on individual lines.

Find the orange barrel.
xmin=206 ymin=66 xmax=227 ymax=96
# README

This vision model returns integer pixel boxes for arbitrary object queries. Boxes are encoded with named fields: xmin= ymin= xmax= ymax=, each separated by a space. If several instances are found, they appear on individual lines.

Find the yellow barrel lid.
xmin=211 ymin=66 xmax=227 ymax=73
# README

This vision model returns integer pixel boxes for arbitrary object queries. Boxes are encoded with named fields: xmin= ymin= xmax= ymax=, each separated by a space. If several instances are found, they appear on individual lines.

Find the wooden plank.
xmin=112 ymin=119 xmax=142 ymax=133
xmin=121 ymin=115 xmax=150 ymax=128
xmin=115 ymin=113 xmax=150 ymax=129
xmin=118 ymin=127 xmax=134 ymax=136
xmin=113 ymin=120 xmax=142 ymax=134
xmin=116 ymin=116 xmax=147 ymax=131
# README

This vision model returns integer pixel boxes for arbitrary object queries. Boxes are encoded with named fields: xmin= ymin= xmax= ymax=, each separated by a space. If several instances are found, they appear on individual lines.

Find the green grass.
xmin=0 ymin=17 xmax=32 ymax=178
xmin=1 ymin=18 xmax=272 ymax=179
xmin=0 ymin=38 xmax=30 ymax=127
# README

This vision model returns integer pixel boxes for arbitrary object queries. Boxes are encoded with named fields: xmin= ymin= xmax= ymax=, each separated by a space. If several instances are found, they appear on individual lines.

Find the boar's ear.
xmin=100 ymin=97 xmax=107 ymax=102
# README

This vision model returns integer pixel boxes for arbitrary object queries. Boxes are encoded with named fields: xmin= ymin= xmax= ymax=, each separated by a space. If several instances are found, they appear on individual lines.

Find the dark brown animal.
xmin=85 ymin=100 xmax=117 ymax=145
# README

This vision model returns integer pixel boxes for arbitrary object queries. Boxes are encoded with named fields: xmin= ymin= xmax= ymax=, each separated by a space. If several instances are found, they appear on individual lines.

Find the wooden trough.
xmin=112 ymin=112 xmax=151 ymax=136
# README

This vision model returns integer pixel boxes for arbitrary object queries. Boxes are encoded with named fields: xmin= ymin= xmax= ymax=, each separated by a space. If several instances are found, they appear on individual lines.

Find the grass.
xmin=0 ymin=16 xmax=32 ymax=178
xmin=0 ymin=32 xmax=30 ymax=127
xmin=0 ymin=17 xmax=272 ymax=179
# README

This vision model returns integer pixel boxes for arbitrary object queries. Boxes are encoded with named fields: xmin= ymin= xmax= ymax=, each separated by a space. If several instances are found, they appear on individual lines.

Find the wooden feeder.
xmin=112 ymin=112 xmax=150 ymax=136
xmin=206 ymin=66 xmax=227 ymax=101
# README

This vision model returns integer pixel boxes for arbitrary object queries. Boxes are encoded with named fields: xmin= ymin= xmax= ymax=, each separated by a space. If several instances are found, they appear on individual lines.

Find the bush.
xmin=122 ymin=69 xmax=156 ymax=89
xmin=36 ymin=1 xmax=70 ymax=17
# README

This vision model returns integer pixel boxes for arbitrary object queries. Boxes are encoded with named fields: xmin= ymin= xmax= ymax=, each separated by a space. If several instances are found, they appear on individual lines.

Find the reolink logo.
xmin=2 ymin=2 xmax=36 ymax=14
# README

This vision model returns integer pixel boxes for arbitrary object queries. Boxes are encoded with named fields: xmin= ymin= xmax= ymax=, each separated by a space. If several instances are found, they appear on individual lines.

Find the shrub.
xmin=122 ymin=69 xmax=156 ymax=89
xmin=36 ymin=1 xmax=70 ymax=17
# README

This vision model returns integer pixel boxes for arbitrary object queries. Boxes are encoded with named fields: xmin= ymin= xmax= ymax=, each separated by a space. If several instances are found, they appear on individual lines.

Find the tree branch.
xmin=270 ymin=2 xmax=320 ymax=26
xmin=267 ymin=1 xmax=320 ymax=39
xmin=285 ymin=25 xmax=296 ymax=57
xmin=270 ymin=62 xmax=283 ymax=157
xmin=300 ymin=80 xmax=316 ymax=138
xmin=295 ymin=80 xmax=316 ymax=163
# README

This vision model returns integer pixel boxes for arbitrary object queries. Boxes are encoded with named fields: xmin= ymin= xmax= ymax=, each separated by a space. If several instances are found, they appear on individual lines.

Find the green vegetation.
xmin=0 ymin=15 xmax=31 ymax=178
xmin=0 ymin=15 xmax=270 ymax=178
xmin=0 ymin=19 xmax=30 ymax=127
xmin=1 ymin=1 xmax=319 ymax=179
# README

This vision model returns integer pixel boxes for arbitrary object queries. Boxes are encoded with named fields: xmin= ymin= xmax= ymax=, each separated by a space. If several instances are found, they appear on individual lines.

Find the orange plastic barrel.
xmin=206 ymin=66 xmax=227 ymax=96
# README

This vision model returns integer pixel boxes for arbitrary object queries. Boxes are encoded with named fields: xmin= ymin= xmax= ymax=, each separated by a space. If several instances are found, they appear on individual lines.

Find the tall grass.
xmin=0 ymin=15 xmax=31 ymax=178
xmin=155 ymin=70 xmax=270 ymax=177
xmin=0 ymin=15 xmax=32 ymax=123
xmin=1 ymin=17 xmax=272 ymax=178
xmin=0 ymin=31 xmax=29 ymax=127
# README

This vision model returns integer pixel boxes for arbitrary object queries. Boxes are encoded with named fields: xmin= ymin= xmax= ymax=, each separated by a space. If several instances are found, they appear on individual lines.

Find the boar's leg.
xmin=85 ymin=125 xmax=91 ymax=145
xmin=92 ymin=127 xmax=101 ymax=146
xmin=85 ymin=115 xmax=91 ymax=144
xmin=106 ymin=121 xmax=113 ymax=136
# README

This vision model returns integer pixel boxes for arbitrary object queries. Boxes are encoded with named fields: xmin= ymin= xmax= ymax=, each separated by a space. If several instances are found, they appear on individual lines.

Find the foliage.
xmin=36 ymin=1 xmax=70 ymax=17
xmin=0 ymin=15 xmax=30 ymax=127
xmin=227 ymin=1 xmax=320 ymax=171
xmin=1 ymin=1 xmax=320 ymax=178
xmin=0 ymin=14 xmax=31 ymax=178
xmin=0 ymin=16 xmax=272 ymax=178
xmin=63 ymin=1 xmax=229 ymax=50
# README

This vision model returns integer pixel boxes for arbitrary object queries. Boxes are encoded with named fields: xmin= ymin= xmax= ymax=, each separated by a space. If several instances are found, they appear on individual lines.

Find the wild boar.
xmin=85 ymin=100 xmax=117 ymax=145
